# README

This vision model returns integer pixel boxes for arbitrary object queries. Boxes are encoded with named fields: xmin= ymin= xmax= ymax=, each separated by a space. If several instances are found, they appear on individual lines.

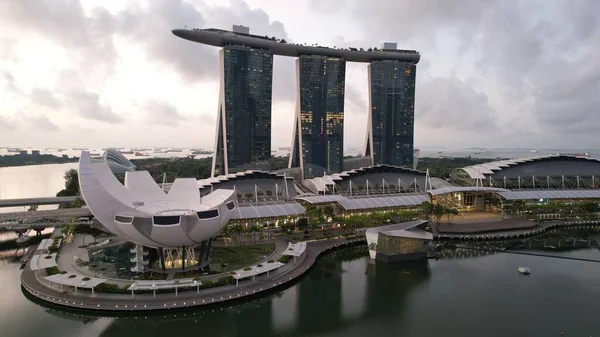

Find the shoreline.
xmin=21 ymin=238 xmax=365 ymax=313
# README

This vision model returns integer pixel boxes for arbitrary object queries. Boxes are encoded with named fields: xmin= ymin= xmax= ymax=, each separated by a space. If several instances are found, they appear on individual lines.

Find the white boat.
xmin=517 ymin=267 xmax=531 ymax=275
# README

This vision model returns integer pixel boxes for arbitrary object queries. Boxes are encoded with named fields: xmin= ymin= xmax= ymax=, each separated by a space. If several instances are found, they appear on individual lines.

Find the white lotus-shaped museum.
xmin=78 ymin=151 xmax=236 ymax=248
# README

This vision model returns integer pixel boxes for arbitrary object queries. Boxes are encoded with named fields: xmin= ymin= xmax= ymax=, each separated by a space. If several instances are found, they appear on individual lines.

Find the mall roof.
xmin=44 ymin=273 xmax=106 ymax=288
xmin=457 ymin=154 xmax=600 ymax=179
xmin=37 ymin=238 xmax=61 ymax=251
xmin=366 ymin=220 xmax=433 ymax=240
xmin=30 ymin=253 xmax=57 ymax=270
xmin=282 ymin=242 xmax=307 ymax=257
xmin=231 ymin=202 xmax=306 ymax=219
xmin=197 ymin=170 xmax=294 ymax=188
xmin=497 ymin=189 xmax=600 ymax=200
xmin=231 ymin=261 xmax=285 ymax=280
xmin=303 ymin=165 xmax=427 ymax=193
xmin=427 ymin=186 xmax=509 ymax=196
xmin=128 ymin=279 xmax=201 ymax=291
xmin=294 ymin=194 xmax=430 ymax=210
xmin=172 ymin=28 xmax=420 ymax=63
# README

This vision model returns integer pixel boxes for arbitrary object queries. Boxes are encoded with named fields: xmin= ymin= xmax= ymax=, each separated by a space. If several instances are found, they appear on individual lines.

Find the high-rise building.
xmin=290 ymin=55 xmax=346 ymax=179
xmin=212 ymin=45 xmax=273 ymax=176
xmin=365 ymin=60 xmax=416 ymax=168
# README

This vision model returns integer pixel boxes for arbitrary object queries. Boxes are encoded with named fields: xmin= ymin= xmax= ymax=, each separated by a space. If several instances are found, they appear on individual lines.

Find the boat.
xmin=191 ymin=150 xmax=213 ymax=155
xmin=119 ymin=150 xmax=134 ymax=154
xmin=517 ymin=267 xmax=531 ymax=275
xmin=528 ymin=149 xmax=538 ymax=153
xmin=134 ymin=152 xmax=148 ymax=156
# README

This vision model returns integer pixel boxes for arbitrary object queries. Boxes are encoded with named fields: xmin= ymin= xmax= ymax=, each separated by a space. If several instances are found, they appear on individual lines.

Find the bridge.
xmin=0 ymin=208 xmax=93 ymax=230
xmin=0 ymin=196 xmax=78 ymax=208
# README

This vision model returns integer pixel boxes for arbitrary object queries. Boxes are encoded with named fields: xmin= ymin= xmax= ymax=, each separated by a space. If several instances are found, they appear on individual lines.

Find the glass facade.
xmin=213 ymin=45 xmax=273 ymax=175
xmin=292 ymin=55 xmax=346 ymax=179
xmin=367 ymin=60 xmax=416 ymax=168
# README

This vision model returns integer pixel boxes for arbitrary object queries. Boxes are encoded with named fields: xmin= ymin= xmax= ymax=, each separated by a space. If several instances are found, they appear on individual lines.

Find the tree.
xmin=296 ymin=218 xmax=309 ymax=233
xmin=56 ymin=169 xmax=80 ymax=197
xmin=433 ymin=204 xmax=445 ymax=224
xmin=445 ymin=208 xmax=459 ymax=223
xmin=322 ymin=205 xmax=334 ymax=221
xmin=280 ymin=222 xmax=294 ymax=234
xmin=580 ymin=201 xmax=599 ymax=214
xmin=421 ymin=201 xmax=434 ymax=220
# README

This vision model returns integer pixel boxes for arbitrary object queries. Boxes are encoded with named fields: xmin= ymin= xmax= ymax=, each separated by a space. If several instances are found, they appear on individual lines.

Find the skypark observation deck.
xmin=171 ymin=28 xmax=421 ymax=63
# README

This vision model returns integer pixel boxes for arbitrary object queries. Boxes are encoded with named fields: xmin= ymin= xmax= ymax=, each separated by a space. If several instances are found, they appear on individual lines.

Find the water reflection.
xmin=10 ymin=229 xmax=600 ymax=337
xmin=46 ymin=247 xmax=429 ymax=337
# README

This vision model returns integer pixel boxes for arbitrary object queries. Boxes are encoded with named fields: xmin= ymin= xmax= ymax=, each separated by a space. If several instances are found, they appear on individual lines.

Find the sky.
xmin=0 ymin=0 xmax=599 ymax=151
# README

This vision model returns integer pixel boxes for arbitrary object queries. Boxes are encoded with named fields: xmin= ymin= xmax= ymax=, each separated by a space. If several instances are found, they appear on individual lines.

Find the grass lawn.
xmin=211 ymin=243 xmax=276 ymax=272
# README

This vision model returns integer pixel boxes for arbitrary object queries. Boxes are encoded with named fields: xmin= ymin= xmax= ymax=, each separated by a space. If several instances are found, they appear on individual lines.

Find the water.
xmin=1 ymin=244 xmax=599 ymax=337
xmin=2 ymin=162 xmax=600 ymax=336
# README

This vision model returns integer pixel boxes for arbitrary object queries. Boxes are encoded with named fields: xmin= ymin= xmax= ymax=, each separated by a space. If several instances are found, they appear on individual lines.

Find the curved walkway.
xmin=21 ymin=238 xmax=365 ymax=312
xmin=435 ymin=220 xmax=600 ymax=241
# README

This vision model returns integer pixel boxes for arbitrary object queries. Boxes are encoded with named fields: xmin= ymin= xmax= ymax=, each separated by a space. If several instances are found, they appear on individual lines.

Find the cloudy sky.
xmin=1 ymin=0 xmax=599 ymax=151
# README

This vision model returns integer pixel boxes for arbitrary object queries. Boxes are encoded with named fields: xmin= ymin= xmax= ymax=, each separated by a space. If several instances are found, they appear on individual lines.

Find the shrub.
xmin=200 ymin=280 xmax=214 ymax=289
xmin=60 ymin=271 xmax=67 ymax=274
xmin=45 ymin=267 xmax=60 ymax=276
xmin=267 ymin=260 xmax=274 ymax=263
xmin=48 ymin=245 xmax=59 ymax=253
xmin=96 ymin=283 xmax=128 ymax=294
xmin=82 ymin=277 xmax=91 ymax=281
xmin=68 ymin=274 xmax=77 ymax=278
xmin=278 ymin=255 xmax=291 ymax=264
xmin=243 ymin=267 xmax=252 ymax=271
xmin=257 ymin=264 xmax=263 ymax=267
xmin=217 ymin=276 xmax=235 ymax=285
xmin=44 ymin=255 xmax=53 ymax=259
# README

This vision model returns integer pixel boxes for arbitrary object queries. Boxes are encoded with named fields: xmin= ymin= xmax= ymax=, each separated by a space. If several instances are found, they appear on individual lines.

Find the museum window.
xmin=197 ymin=209 xmax=220 ymax=219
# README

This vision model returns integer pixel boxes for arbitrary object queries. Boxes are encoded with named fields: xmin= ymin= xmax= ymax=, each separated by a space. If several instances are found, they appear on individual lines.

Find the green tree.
xmin=580 ymin=202 xmax=599 ymax=214
xmin=421 ymin=201 xmax=434 ymax=220
xmin=280 ymin=222 xmax=295 ymax=234
xmin=296 ymin=218 xmax=309 ymax=232
xmin=444 ymin=208 xmax=459 ymax=223
xmin=433 ymin=204 xmax=445 ymax=224
xmin=56 ymin=169 xmax=80 ymax=197
xmin=322 ymin=205 xmax=335 ymax=221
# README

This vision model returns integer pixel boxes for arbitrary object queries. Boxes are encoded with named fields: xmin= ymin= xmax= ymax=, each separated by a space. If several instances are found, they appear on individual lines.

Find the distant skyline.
xmin=1 ymin=0 xmax=599 ymax=150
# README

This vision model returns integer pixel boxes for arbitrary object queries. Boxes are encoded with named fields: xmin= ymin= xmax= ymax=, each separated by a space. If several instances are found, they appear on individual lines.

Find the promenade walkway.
xmin=63 ymin=235 xmax=289 ymax=287
xmin=21 ymin=238 xmax=365 ymax=312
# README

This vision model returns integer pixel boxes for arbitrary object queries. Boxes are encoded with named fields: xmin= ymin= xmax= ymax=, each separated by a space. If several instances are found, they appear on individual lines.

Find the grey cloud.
xmin=25 ymin=114 xmax=59 ymax=132
xmin=2 ymin=0 xmax=117 ymax=76
xmin=1 ymin=69 xmax=20 ymax=94
xmin=345 ymin=84 xmax=367 ymax=112
xmin=143 ymin=100 xmax=187 ymax=126
xmin=31 ymin=88 xmax=61 ymax=109
xmin=66 ymin=91 xmax=123 ymax=123
xmin=323 ymin=0 xmax=600 ymax=142
xmin=416 ymin=77 xmax=498 ymax=131
xmin=198 ymin=113 xmax=214 ymax=124
xmin=0 ymin=115 xmax=18 ymax=130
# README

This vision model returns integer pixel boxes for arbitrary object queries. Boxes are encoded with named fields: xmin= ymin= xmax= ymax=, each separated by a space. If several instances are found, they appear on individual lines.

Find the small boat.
xmin=134 ymin=152 xmax=148 ymax=156
xmin=517 ymin=267 xmax=531 ymax=275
